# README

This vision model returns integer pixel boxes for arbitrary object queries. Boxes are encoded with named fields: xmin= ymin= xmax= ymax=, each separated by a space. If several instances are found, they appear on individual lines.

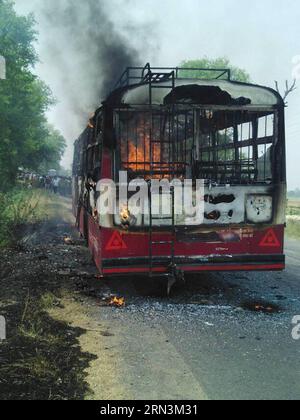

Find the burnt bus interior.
xmin=115 ymin=108 xmax=276 ymax=185
xmin=73 ymin=65 xmax=286 ymax=230
xmin=109 ymin=65 xmax=284 ymax=190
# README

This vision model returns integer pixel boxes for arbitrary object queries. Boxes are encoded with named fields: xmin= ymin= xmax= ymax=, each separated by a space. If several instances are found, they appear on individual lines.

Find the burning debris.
xmin=241 ymin=301 xmax=281 ymax=314
xmin=109 ymin=296 xmax=126 ymax=308
xmin=64 ymin=237 xmax=74 ymax=245
xmin=63 ymin=236 xmax=86 ymax=247
xmin=120 ymin=205 xmax=137 ymax=229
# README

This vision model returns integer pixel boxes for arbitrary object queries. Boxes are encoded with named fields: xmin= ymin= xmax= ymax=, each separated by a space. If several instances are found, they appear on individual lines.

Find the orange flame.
xmin=109 ymin=296 xmax=125 ymax=307
xmin=120 ymin=205 xmax=130 ymax=221
xmin=88 ymin=113 xmax=95 ymax=129
xmin=120 ymin=115 xmax=182 ymax=179
xmin=123 ymin=139 xmax=162 ymax=174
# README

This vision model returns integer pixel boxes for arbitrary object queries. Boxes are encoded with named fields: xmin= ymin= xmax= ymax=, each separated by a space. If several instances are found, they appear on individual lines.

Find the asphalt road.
xmin=86 ymin=238 xmax=300 ymax=400
xmin=3 ymin=196 xmax=299 ymax=400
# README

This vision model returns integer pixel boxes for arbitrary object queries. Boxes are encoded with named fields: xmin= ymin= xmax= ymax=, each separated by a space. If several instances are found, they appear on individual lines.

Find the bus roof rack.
xmin=114 ymin=63 xmax=231 ymax=90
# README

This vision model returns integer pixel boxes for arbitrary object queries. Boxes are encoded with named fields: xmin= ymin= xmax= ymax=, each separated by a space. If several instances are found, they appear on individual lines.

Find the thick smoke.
xmin=34 ymin=0 xmax=155 ymax=167
xmin=40 ymin=0 xmax=142 ymax=122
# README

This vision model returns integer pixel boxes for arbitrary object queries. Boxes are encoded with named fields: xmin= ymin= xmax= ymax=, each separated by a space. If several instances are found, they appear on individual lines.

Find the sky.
xmin=14 ymin=0 xmax=300 ymax=189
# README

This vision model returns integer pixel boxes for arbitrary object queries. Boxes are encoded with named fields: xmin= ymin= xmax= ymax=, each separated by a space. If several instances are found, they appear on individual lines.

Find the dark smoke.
xmin=41 ymin=0 xmax=142 ymax=118
xmin=34 ymin=0 xmax=157 ymax=167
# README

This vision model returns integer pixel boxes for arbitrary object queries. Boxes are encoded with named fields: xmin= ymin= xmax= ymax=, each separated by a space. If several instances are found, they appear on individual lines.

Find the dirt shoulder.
xmin=0 ymin=193 xmax=213 ymax=400
xmin=0 ymin=194 xmax=125 ymax=400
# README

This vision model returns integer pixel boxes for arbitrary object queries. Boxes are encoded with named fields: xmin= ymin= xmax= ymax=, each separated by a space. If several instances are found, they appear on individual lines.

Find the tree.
xmin=38 ymin=125 xmax=66 ymax=174
xmin=275 ymin=80 xmax=297 ymax=105
xmin=0 ymin=0 xmax=66 ymax=190
xmin=178 ymin=57 xmax=250 ymax=82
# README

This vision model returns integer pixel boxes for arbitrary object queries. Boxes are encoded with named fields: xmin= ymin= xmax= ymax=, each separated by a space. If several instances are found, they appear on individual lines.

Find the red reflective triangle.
xmin=259 ymin=229 xmax=281 ymax=248
xmin=105 ymin=231 xmax=127 ymax=251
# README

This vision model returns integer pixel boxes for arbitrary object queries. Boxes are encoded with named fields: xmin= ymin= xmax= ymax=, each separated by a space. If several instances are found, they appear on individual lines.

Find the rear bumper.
xmin=102 ymin=254 xmax=285 ymax=276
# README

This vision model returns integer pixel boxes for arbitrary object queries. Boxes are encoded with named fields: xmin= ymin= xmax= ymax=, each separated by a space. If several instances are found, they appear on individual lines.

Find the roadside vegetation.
xmin=0 ymin=189 xmax=40 ymax=248
xmin=0 ymin=0 xmax=66 ymax=192
xmin=286 ymin=197 xmax=300 ymax=239
xmin=0 ymin=0 xmax=68 ymax=247
xmin=286 ymin=219 xmax=300 ymax=239
xmin=0 ymin=188 xmax=66 ymax=248
xmin=288 ymin=189 xmax=300 ymax=199
xmin=287 ymin=199 xmax=300 ymax=217
xmin=0 ymin=244 xmax=96 ymax=400
xmin=0 ymin=190 xmax=98 ymax=400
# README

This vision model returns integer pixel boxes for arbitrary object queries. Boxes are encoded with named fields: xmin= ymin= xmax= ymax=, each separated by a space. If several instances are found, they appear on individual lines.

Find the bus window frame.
xmin=113 ymin=106 xmax=283 ymax=186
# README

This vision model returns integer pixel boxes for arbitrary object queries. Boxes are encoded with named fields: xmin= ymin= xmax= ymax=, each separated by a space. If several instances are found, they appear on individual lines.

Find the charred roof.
xmin=103 ymin=64 xmax=284 ymax=108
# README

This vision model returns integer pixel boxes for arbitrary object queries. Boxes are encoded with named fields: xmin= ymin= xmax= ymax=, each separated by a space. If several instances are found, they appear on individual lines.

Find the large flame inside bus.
xmin=117 ymin=109 xmax=274 ymax=184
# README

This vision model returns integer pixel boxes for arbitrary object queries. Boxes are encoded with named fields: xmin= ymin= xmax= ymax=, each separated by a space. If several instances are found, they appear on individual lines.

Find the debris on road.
xmin=64 ymin=236 xmax=75 ymax=245
xmin=109 ymin=296 xmax=125 ymax=308
xmin=241 ymin=301 xmax=281 ymax=314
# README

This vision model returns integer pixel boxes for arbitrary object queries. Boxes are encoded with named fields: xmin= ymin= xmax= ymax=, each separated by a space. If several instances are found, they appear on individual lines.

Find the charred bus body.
xmin=72 ymin=65 xmax=286 ymax=281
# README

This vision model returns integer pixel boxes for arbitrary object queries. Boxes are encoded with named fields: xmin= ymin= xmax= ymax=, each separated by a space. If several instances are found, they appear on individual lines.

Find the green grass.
xmin=0 ymin=188 xmax=51 ymax=248
xmin=286 ymin=219 xmax=300 ymax=239
xmin=0 ymin=286 xmax=93 ymax=399
xmin=0 ymin=188 xmax=73 ymax=248
xmin=287 ymin=199 xmax=300 ymax=217
xmin=18 ymin=292 xmax=63 ymax=346
xmin=286 ymin=199 xmax=300 ymax=239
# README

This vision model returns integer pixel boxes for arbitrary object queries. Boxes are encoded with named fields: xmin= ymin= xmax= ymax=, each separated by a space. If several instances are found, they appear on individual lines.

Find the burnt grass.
xmin=0 ymin=221 xmax=98 ymax=400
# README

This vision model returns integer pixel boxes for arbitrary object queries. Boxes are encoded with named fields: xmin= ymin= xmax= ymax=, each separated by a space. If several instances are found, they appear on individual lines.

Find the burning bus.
xmin=72 ymin=64 xmax=286 ymax=289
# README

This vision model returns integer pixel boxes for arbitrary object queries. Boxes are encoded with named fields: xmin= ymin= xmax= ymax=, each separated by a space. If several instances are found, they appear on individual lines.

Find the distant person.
xmin=52 ymin=177 xmax=60 ymax=194
xmin=45 ymin=176 xmax=52 ymax=191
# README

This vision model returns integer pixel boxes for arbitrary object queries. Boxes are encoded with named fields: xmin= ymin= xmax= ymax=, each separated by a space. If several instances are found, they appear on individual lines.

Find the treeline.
xmin=0 ymin=0 xmax=66 ymax=191
xmin=288 ymin=189 xmax=300 ymax=199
